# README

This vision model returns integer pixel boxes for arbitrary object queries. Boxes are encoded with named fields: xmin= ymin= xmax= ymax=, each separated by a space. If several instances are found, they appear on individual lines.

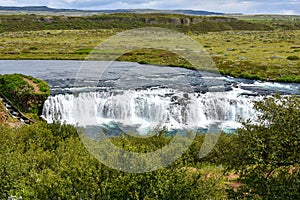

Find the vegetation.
xmin=0 ymin=14 xmax=276 ymax=33
xmin=223 ymin=94 xmax=300 ymax=199
xmin=233 ymin=15 xmax=300 ymax=30
xmin=0 ymin=28 xmax=299 ymax=82
xmin=196 ymin=31 xmax=300 ymax=82
xmin=0 ymin=14 xmax=299 ymax=82
xmin=0 ymin=13 xmax=298 ymax=198
xmin=287 ymin=55 xmax=300 ymax=60
xmin=0 ymin=123 xmax=226 ymax=199
xmin=0 ymin=74 xmax=50 ymax=114
xmin=0 ymin=100 xmax=8 ymax=124
xmin=118 ymin=48 xmax=195 ymax=69
xmin=0 ymin=95 xmax=299 ymax=199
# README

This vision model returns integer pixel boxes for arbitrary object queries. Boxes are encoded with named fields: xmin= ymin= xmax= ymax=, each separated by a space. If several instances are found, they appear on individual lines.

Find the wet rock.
xmin=270 ymin=55 xmax=282 ymax=59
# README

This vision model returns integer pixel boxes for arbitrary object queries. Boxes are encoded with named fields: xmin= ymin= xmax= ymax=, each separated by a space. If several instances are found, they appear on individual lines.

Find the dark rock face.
xmin=182 ymin=18 xmax=191 ymax=26
xmin=169 ymin=18 xmax=181 ymax=25
xmin=191 ymin=18 xmax=204 ymax=24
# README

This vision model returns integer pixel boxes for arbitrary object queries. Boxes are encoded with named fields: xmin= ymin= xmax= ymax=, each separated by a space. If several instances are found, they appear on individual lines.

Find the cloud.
xmin=0 ymin=0 xmax=299 ymax=14
xmin=279 ymin=9 xmax=298 ymax=15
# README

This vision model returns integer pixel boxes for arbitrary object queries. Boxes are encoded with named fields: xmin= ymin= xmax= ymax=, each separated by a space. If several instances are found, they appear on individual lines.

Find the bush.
xmin=28 ymin=46 xmax=38 ymax=50
xmin=225 ymin=94 xmax=300 ymax=199
xmin=0 ymin=123 xmax=225 ymax=199
xmin=286 ymin=55 xmax=300 ymax=60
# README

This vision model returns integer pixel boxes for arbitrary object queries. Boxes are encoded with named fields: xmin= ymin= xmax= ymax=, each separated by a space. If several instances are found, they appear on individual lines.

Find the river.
xmin=1 ymin=60 xmax=299 ymax=134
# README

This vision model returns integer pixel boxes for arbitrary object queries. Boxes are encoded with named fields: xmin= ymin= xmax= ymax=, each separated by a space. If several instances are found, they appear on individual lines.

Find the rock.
xmin=290 ymin=46 xmax=300 ymax=49
xmin=270 ymin=55 xmax=282 ymax=59
xmin=238 ymin=56 xmax=246 ymax=60
xmin=169 ymin=18 xmax=181 ymax=25
xmin=227 ymin=48 xmax=235 ymax=51
xmin=144 ymin=18 xmax=158 ymax=25
xmin=191 ymin=18 xmax=203 ymax=24
xmin=182 ymin=18 xmax=191 ymax=26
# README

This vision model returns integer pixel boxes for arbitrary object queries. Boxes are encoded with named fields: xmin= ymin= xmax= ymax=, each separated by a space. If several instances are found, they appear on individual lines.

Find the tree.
xmin=225 ymin=94 xmax=300 ymax=199
xmin=0 ymin=122 xmax=225 ymax=199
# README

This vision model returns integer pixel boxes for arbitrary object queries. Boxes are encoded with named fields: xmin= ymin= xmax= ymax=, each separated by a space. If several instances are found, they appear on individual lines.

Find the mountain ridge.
xmin=0 ymin=6 xmax=230 ymax=15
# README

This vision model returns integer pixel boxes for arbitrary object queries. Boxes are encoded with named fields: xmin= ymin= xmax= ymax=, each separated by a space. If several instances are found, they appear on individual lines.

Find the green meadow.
xmin=0 ymin=28 xmax=299 ymax=82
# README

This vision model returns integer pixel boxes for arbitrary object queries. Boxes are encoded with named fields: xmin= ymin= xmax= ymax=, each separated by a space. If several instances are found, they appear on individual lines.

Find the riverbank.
xmin=1 ymin=29 xmax=299 ymax=83
xmin=0 ymin=74 xmax=50 ymax=121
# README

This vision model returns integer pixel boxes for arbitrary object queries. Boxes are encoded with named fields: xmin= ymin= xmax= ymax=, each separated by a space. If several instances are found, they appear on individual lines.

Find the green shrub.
xmin=28 ymin=46 xmax=38 ymax=50
xmin=0 ymin=123 xmax=226 ymax=199
xmin=74 ymin=48 xmax=92 ymax=55
xmin=225 ymin=95 xmax=300 ymax=199
xmin=286 ymin=55 xmax=300 ymax=60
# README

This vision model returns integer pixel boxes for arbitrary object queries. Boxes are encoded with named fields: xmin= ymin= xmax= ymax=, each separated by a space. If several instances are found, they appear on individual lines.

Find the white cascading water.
xmin=42 ymin=88 xmax=259 ymax=133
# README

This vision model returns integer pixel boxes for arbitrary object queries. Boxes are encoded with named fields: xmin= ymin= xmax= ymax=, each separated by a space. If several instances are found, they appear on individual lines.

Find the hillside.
xmin=0 ymin=74 xmax=50 ymax=115
xmin=0 ymin=13 xmax=275 ymax=33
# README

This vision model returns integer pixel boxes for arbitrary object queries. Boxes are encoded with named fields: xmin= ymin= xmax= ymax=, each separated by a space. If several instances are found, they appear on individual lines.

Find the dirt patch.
xmin=0 ymin=100 xmax=8 ymax=124
xmin=7 ymin=122 xmax=23 ymax=128
xmin=226 ymin=173 xmax=243 ymax=190
xmin=228 ymin=181 xmax=243 ymax=190
xmin=227 ymin=173 xmax=240 ymax=181
xmin=23 ymin=77 xmax=42 ymax=94
xmin=181 ymin=167 xmax=199 ymax=173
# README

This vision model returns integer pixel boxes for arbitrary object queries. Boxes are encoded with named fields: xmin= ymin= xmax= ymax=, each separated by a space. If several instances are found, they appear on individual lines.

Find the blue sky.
xmin=1 ymin=0 xmax=300 ymax=15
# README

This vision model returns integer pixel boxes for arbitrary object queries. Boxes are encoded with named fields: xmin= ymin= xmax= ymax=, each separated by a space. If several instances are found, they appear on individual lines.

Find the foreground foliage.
xmin=224 ymin=95 xmax=300 ymax=199
xmin=0 ymin=123 xmax=225 ymax=199
xmin=0 ymin=95 xmax=299 ymax=199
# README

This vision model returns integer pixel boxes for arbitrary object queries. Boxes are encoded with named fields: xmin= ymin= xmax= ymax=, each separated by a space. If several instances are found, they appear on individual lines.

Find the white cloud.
xmin=279 ymin=9 xmax=298 ymax=15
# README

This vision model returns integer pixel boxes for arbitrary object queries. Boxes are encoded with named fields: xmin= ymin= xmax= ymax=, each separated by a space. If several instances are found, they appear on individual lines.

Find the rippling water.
xmin=1 ymin=60 xmax=299 ymax=134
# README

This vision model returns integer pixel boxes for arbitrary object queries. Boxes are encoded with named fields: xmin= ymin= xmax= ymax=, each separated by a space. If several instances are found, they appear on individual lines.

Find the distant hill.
xmin=0 ymin=6 xmax=228 ymax=16
xmin=0 ymin=13 xmax=273 ymax=33
xmin=0 ymin=7 xmax=299 ymax=33
xmin=0 ymin=6 xmax=78 ymax=12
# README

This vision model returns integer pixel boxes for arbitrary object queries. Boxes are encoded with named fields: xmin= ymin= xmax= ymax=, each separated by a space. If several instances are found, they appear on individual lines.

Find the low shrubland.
xmin=0 ymin=95 xmax=299 ymax=199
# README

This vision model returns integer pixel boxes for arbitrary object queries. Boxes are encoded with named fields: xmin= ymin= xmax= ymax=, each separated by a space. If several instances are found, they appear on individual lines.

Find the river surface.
xmin=1 ymin=60 xmax=299 ymax=134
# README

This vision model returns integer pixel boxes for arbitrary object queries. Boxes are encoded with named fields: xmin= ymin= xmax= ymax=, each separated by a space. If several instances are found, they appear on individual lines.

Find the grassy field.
xmin=195 ymin=30 xmax=300 ymax=82
xmin=0 ymin=29 xmax=119 ymax=59
xmin=1 ymin=28 xmax=299 ymax=82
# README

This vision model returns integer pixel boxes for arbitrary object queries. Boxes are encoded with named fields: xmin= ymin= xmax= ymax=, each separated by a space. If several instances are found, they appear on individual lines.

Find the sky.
xmin=0 ymin=0 xmax=300 ymax=15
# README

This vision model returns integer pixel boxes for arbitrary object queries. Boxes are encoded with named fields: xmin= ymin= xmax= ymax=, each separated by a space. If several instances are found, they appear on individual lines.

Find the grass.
xmin=194 ymin=30 xmax=300 ymax=82
xmin=0 ymin=28 xmax=299 ymax=82
xmin=0 ymin=74 xmax=50 ymax=115
xmin=0 ymin=29 xmax=119 ymax=60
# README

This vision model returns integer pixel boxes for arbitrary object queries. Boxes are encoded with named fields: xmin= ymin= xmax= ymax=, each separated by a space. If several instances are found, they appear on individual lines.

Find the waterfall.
xmin=42 ymin=88 xmax=259 ymax=133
